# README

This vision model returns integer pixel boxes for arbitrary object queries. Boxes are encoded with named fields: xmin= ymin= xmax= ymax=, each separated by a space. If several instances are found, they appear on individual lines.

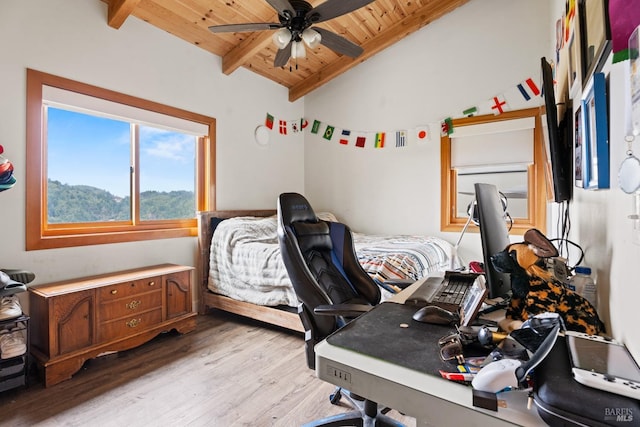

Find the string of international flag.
xmin=263 ymin=76 xmax=541 ymax=149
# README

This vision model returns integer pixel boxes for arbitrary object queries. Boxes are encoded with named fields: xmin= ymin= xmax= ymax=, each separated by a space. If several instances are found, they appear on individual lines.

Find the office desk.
xmin=314 ymin=286 xmax=546 ymax=426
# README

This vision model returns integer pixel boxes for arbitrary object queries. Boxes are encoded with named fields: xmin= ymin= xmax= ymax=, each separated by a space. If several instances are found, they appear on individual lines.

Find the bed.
xmin=197 ymin=210 xmax=458 ymax=333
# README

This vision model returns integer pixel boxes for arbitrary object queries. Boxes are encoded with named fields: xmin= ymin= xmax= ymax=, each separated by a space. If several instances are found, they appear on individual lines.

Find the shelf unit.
xmin=0 ymin=313 xmax=29 ymax=393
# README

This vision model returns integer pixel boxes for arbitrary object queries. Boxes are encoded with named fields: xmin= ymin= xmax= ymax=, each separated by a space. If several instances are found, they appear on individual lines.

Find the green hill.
xmin=47 ymin=180 xmax=194 ymax=223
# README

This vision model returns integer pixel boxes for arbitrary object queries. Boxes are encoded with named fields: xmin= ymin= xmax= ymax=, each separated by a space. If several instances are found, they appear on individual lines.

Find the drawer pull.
xmin=110 ymin=290 xmax=118 ymax=295
xmin=126 ymin=300 xmax=141 ymax=310
xmin=126 ymin=318 xmax=142 ymax=328
xmin=148 ymin=281 xmax=156 ymax=287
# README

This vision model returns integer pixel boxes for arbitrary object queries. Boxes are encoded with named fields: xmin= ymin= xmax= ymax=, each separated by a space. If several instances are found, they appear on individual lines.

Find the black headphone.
xmin=466 ymin=191 xmax=512 ymax=230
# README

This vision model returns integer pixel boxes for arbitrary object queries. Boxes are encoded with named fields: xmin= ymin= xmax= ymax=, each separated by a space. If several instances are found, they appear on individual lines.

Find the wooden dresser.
xmin=28 ymin=264 xmax=197 ymax=387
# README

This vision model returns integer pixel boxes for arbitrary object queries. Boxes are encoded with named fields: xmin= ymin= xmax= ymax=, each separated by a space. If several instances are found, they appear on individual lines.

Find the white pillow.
xmin=316 ymin=212 xmax=338 ymax=222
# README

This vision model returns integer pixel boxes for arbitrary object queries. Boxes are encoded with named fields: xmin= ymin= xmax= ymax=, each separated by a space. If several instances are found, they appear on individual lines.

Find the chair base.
xmin=302 ymin=391 xmax=406 ymax=427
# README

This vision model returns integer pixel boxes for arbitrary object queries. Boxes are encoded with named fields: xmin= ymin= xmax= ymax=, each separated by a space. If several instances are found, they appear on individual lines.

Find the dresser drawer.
xmin=98 ymin=290 xmax=162 ymax=322
xmin=98 ymin=276 xmax=161 ymax=301
xmin=98 ymin=308 xmax=163 ymax=343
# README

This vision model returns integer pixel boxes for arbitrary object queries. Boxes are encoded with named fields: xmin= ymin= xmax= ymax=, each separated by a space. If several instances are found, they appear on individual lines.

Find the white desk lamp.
xmin=450 ymin=200 xmax=478 ymax=270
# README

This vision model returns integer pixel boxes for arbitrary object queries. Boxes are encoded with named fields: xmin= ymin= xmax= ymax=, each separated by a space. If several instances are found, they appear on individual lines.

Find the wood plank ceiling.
xmin=105 ymin=0 xmax=470 ymax=102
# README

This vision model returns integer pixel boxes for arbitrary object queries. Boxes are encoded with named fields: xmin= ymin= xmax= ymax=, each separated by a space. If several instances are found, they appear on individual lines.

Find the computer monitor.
xmin=474 ymin=183 xmax=512 ymax=299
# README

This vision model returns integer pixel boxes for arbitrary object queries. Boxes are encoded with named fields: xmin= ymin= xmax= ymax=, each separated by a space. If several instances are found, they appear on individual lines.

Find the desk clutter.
xmin=327 ymin=303 xmax=465 ymax=375
xmin=534 ymin=335 xmax=640 ymax=426
xmin=433 ymin=312 xmax=562 ymax=395
xmin=328 ymin=300 xmax=640 ymax=425
xmin=326 ymin=302 xmax=561 ymax=388
xmin=441 ymin=321 xmax=638 ymax=422
xmin=467 ymin=320 xmax=640 ymax=424
xmin=319 ymin=224 xmax=640 ymax=426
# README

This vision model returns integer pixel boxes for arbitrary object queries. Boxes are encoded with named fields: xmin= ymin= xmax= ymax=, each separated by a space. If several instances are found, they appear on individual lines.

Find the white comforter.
xmin=208 ymin=216 xmax=456 ymax=308
xmin=209 ymin=216 xmax=297 ymax=307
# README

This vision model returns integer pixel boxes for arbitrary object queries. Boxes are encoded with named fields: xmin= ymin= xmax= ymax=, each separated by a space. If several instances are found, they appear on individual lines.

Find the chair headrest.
xmin=278 ymin=193 xmax=318 ymax=226
xmin=293 ymin=221 xmax=332 ymax=253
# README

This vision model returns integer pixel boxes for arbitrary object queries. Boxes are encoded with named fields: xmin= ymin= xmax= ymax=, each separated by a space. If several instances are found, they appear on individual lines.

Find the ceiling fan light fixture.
xmin=209 ymin=0 xmax=372 ymax=69
xmin=301 ymin=28 xmax=321 ymax=48
xmin=291 ymin=41 xmax=306 ymax=59
xmin=272 ymin=27 xmax=292 ymax=49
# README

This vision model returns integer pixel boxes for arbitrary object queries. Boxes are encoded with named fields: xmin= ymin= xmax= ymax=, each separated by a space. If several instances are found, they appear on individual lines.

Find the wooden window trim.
xmin=25 ymin=69 xmax=216 ymax=250
xmin=440 ymin=108 xmax=546 ymax=235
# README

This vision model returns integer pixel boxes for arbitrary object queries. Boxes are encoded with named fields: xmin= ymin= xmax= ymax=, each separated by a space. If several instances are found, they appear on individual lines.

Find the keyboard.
xmin=432 ymin=278 xmax=468 ymax=305
xmin=404 ymin=272 xmax=488 ymax=326
xmin=412 ymin=275 xmax=445 ymax=302
xmin=405 ymin=272 xmax=474 ymax=308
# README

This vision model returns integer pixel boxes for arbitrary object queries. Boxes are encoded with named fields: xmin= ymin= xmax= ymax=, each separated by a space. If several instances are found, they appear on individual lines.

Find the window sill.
xmin=27 ymin=227 xmax=196 ymax=250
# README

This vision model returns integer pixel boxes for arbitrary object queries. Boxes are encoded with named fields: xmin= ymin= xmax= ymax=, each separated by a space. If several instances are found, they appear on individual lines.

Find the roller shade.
xmin=43 ymin=85 xmax=209 ymax=136
xmin=450 ymin=117 xmax=535 ymax=169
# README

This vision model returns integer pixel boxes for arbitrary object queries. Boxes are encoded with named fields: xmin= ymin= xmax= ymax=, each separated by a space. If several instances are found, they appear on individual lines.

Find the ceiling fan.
xmin=208 ymin=0 xmax=375 ymax=67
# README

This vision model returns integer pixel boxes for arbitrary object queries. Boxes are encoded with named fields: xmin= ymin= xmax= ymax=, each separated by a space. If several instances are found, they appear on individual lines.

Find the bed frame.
xmin=197 ymin=210 xmax=304 ymax=333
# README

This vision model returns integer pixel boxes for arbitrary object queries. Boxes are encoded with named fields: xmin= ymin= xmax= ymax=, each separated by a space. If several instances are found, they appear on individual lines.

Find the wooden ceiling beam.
xmin=221 ymin=32 xmax=274 ymax=75
xmin=107 ymin=0 xmax=142 ymax=29
xmin=219 ymin=3 xmax=282 ymax=75
xmin=288 ymin=0 xmax=470 ymax=101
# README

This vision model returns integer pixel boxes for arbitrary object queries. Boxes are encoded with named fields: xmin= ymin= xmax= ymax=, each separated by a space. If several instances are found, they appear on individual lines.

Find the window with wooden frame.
xmin=441 ymin=108 xmax=546 ymax=235
xmin=26 ymin=69 xmax=215 ymax=250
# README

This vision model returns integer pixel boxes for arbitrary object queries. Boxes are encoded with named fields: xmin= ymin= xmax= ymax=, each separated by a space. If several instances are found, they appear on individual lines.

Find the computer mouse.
xmin=412 ymin=305 xmax=459 ymax=325
xmin=471 ymin=358 xmax=523 ymax=393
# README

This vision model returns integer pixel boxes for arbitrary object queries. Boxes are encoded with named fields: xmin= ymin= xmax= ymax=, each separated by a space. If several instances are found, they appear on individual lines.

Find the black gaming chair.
xmin=277 ymin=192 xmax=404 ymax=427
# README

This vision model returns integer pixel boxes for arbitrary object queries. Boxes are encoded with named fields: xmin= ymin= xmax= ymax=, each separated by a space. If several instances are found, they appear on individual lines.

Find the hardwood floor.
xmin=0 ymin=312 xmax=415 ymax=426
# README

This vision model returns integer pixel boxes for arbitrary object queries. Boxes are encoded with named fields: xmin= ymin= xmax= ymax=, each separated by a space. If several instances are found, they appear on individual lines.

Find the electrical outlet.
xmin=327 ymin=365 xmax=351 ymax=384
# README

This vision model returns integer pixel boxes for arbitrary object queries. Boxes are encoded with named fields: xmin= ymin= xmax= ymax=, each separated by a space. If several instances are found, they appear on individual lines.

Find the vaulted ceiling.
xmin=105 ymin=0 xmax=470 ymax=101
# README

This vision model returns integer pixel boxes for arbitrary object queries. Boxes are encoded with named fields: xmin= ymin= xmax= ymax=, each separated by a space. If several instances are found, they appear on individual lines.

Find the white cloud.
xmin=140 ymin=127 xmax=194 ymax=163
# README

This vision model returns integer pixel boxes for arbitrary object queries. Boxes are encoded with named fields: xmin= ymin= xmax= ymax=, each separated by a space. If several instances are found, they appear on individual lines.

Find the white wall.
xmin=0 ymin=0 xmax=304 ymax=289
xmin=304 ymin=0 xmax=551 ymax=264
xmin=546 ymin=0 xmax=640 ymax=358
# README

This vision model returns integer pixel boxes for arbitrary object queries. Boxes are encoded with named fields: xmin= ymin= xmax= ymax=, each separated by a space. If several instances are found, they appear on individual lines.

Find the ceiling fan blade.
xmin=265 ymin=0 xmax=295 ymax=17
xmin=313 ymin=27 xmax=363 ymax=57
xmin=208 ymin=23 xmax=281 ymax=33
xmin=309 ymin=0 xmax=375 ymax=23
xmin=274 ymin=43 xmax=292 ymax=67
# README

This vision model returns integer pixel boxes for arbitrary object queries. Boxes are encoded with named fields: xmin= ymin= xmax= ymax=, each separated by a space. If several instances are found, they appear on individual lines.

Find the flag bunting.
xmin=260 ymin=75 xmax=542 ymax=149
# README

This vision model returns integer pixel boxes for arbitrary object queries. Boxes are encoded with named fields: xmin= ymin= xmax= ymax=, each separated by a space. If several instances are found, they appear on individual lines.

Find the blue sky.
xmin=47 ymin=108 xmax=195 ymax=197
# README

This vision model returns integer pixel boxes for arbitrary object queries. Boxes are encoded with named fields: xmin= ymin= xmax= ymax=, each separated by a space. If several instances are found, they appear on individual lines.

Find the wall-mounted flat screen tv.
xmin=540 ymin=57 xmax=573 ymax=203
